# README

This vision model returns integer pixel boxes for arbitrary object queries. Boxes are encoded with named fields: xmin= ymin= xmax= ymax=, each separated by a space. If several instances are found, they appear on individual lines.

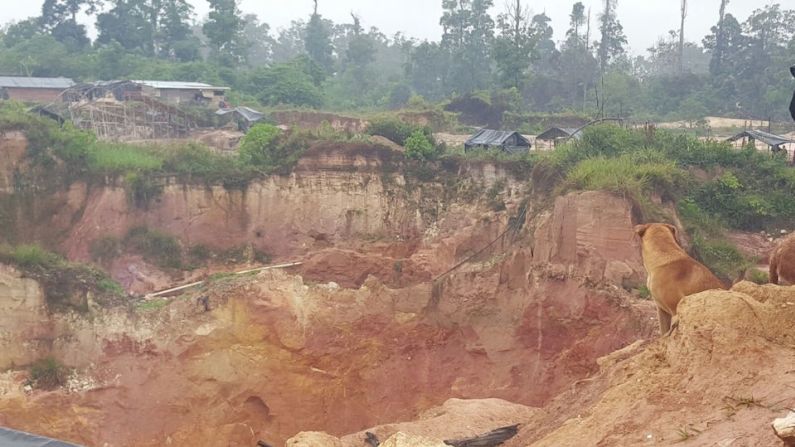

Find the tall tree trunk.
xmin=714 ymin=0 xmax=729 ymax=73
xmin=679 ymin=0 xmax=687 ymax=73
xmin=584 ymin=8 xmax=591 ymax=112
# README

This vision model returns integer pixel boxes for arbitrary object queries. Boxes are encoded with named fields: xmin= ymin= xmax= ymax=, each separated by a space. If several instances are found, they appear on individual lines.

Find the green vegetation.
xmin=1 ymin=1 xmax=790 ymax=121
xmin=365 ymin=117 xmax=434 ymax=147
xmin=124 ymin=227 xmax=183 ymax=270
xmin=404 ymin=130 xmax=438 ymax=161
xmin=532 ymin=124 xmax=795 ymax=282
xmin=89 ymin=227 xmax=271 ymax=271
xmin=28 ymin=357 xmax=69 ymax=390
xmin=135 ymin=298 xmax=170 ymax=312
xmin=0 ymin=244 xmax=126 ymax=311
xmin=0 ymin=103 xmax=315 ymax=198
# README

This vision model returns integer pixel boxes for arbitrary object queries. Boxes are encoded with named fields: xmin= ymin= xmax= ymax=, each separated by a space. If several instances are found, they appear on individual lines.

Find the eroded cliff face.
xmin=0 ymin=135 xmax=660 ymax=446
xmin=0 ymin=265 xmax=51 ymax=370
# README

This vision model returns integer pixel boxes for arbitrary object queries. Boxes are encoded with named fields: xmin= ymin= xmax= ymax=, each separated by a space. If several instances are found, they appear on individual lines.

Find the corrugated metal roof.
xmin=465 ymin=129 xmax=531 ymax=147
xmin=133 ymin=80 xmax=230 ymax=90
xmin=0 ymin=76 xmax=75 ymax=89
xmin=727 ymin=130 xmax=791 ymax=147
xmin=0 ymin=426 xmax=83 ymax=447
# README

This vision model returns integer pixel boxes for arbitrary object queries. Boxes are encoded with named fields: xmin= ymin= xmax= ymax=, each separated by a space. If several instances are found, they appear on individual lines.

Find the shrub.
xmin=366 ymin=117 xmax=433 ymax=146
xmin=90 ymin=236 xmax=122 ymax=264
xmin=238 ymin=123 xmax=282 ymax=167
xmin=404 ymin=130 xmax=437 ymax=160
xmin=187 ymin=245 xmax=211 ymax=263
xmin=1 ymin=244 xmax=61 ymax=269
xmin=124 ymin=173 xmax=163 ymax=209
xmin=746 ymin=269 xmax=769 ymax=284
xmin=124 ymin=227 xmax=183 ymax=269
xmin=28 ymin=357 xmax=69 ymax=390
xmin=0 ymin=244 xmax=126 ymax=311
xmin=678 ymin=199 xmax=751 ymax=282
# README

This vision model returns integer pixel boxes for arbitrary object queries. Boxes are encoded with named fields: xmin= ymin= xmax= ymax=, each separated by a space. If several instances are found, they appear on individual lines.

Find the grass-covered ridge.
xmin=0 ymin=102 xmax=313 ymax=192
xmin=0 ymin=244 xmax=126 ymax=311
xmin=534 ymin=125 xmax=795 ymax=281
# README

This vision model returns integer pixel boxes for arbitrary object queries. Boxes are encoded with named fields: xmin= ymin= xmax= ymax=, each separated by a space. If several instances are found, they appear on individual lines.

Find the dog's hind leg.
xmin=657 ymin=307 xmax=672 ymax=335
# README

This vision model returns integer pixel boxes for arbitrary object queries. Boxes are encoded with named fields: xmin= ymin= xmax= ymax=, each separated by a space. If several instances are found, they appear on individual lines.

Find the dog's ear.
xmin=634 ymin=224 xmax=650 ymax=238
xmin=664 ymin=224 xmax=680 ymax=244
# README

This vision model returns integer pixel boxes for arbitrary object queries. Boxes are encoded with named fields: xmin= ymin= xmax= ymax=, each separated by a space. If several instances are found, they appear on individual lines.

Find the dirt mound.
xmin=193 ymin=129 xmax=244 ymax=151
xmin=299 ymin=248 xmax=430 ymax=289
xmin=287 ymin=398 xmax=536 ymax=446
xmin=271 ymin=110 xmax=368 ymax=134
xmin=505 ymin=281 xmax=795 ymax=446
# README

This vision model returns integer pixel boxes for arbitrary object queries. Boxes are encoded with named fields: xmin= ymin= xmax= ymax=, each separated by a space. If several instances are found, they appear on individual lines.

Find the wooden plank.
xmin=144 ymin=261 xmax=303 ymax=299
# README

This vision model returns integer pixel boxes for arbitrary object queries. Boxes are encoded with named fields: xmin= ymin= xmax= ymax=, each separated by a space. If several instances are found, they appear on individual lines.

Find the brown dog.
xmin=635 ymin=223 xmax=726 ymax=335
xmin=769 ymin=233 xmax=795 ymax=285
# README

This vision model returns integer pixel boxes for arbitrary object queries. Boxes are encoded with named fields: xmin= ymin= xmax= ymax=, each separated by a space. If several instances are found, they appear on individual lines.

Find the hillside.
xmin=1 ymin=108 xmax=795 ymax=446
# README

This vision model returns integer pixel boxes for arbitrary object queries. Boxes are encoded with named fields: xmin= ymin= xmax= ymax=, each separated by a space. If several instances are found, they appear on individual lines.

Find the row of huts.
xmin=2 ymin=76 xmax=792 ymax=154
xmin=0 ymin=76 xmax=229 ymax=107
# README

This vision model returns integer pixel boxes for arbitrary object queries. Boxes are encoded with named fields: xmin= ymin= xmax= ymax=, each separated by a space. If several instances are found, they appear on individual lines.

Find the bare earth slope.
xmin=300 ymin=281 xmax=795 ymax=446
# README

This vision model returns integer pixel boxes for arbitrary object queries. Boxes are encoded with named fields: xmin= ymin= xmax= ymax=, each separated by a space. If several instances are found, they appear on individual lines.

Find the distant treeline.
xmin=0 ymin=0 xmax=793 ymax=121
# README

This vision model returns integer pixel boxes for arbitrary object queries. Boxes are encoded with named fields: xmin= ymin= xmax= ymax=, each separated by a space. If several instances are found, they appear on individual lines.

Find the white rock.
xmin=772 ymin=411 xmax=795 ymax=446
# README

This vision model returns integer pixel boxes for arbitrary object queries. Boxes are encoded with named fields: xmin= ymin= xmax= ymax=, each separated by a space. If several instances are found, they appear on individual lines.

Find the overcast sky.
xmin=0 ymin=0 xmax=785 ymax=55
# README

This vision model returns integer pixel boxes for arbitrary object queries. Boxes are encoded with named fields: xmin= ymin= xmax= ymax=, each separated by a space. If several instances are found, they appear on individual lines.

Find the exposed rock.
xmin=340 ymin=399 xmax=537 ymax=446
xmin=0 ymin=264 xmax=52 ymax=369
xmin=286 ymin=431 xmax=343 ymax=447
xmin=773 ymin=412 xmax=795 ymax=446
xmin=380 ymin=432 xmax=447 ymax=447
xmin=299 ymin=248 xmax=430 ymax=288
xmin=533 ymin=191 xmax=644 ymax=284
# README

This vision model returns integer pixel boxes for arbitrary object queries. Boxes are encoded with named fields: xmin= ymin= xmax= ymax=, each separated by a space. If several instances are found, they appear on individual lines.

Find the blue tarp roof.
xmin=0 ymin=427 xmax=83 ymax=447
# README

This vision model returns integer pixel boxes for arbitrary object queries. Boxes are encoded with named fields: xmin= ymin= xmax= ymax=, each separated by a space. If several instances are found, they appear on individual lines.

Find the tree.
xmin=157 ymin=0 xmax=198 ymax=61
xmin=242 ymin=14 xmax=274 ymax=66
xmin=529 ymin=13 xmax=557 ymax=66
xmin=405 ymin=40 xmax=449 ymax=100
xmin=203 ymin=0 xmax=247 ymax=64
xmin=679 ymin=0 xmax=687 ymax=73
xmin=96 ymin=0 xmax=155 ymax=55
xmin=246 ymin=57 xmax=325 ymax=108
xmin=305 ymin=0 xmax=334 ymax=74
xmin=597 ymin=0 xmax=627 ymax=69
xmin=345 ymin=14 xmax=376 ymax=76
xmin=567 ymin=2 xmax=586 ymax=43
xmin=40 ymin=0 xmax=102 ymax=51
xmin=493 ymin=0 xmax=532 ymax=89
xmin=272 ymin=20 xmax=306 ymax=63
xmin=710 ymin=0 xmax=730 ymax=75
xmin=440 ymin=0 xmax=495 ymax=94
xmin=2 ymin=19 xmax=42 ymax=48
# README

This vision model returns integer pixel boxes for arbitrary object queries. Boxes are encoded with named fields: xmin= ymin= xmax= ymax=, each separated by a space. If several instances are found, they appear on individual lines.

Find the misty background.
xmin=0 ymin=0 xmax=793 ymax=122
xmin=0 ymin=0 xmax=771 ymax=55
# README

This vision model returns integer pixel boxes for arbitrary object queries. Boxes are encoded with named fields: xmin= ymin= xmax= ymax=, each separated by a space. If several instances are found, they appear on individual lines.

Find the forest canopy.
xmin=0 ymin=0 xmax=793 ymax=121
